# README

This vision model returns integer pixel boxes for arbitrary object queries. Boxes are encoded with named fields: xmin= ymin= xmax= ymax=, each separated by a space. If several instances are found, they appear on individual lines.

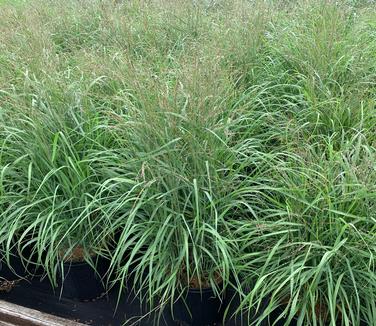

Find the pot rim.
xmin=186 ymin=282 xmax=224 ymax=294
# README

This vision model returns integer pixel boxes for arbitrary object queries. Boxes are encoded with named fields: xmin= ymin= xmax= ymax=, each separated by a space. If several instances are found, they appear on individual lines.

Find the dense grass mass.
xmin=0 ymin=0 xmax=375 ymax=325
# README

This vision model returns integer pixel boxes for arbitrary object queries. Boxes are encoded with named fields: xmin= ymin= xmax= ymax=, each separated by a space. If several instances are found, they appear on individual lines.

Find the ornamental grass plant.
xmin=0 ymin=0 xmax=375 ymax=325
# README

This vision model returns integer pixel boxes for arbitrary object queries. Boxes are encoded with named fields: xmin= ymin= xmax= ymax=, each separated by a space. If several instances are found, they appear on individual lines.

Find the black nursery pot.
xmin=1 ymin=239 xmax=47 ymax=280
xmin=172 ymin=286 xmax=224 ymax=326
xmin=268 ymin=305 xmax=298 ymax=326
xmin=56 ymin=258 xmax=109 ymax=301
xmin=224 ymin=286 xmax=270 ymax=326
xmin=0 ymin=251 xmax=29 ymax=281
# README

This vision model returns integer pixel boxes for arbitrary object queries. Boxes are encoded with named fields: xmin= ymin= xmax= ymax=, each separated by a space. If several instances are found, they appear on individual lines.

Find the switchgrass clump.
xmin=0 ymin=0 xmax=375 ymax=325
xmin=0 ymin=78 xmax=117 ymax=283
xmin=235 ymin=141 xmax=376 ymax=325
xmin=228 ymin=1 xmax=376 ymax=325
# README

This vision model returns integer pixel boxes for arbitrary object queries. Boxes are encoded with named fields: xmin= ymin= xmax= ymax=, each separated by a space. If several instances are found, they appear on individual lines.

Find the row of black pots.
xmin=0 ymin=253 xmax=298 ymax=326
xmin=1 ymin=252 xmax=229 ymax=325
xmin=2 ymin=251 xmax=341 ymax=326
xmin=57 ymin=264 xmax=225 ymax=325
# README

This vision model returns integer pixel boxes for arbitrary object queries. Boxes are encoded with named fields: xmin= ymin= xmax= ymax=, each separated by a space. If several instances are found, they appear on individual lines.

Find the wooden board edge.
xmin=0 ymin=300 xmax=86 ymax=326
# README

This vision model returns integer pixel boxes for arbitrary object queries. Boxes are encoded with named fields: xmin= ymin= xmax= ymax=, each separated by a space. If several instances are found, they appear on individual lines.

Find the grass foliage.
xmin=0 ymin=0 xmax=375 ymax=325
